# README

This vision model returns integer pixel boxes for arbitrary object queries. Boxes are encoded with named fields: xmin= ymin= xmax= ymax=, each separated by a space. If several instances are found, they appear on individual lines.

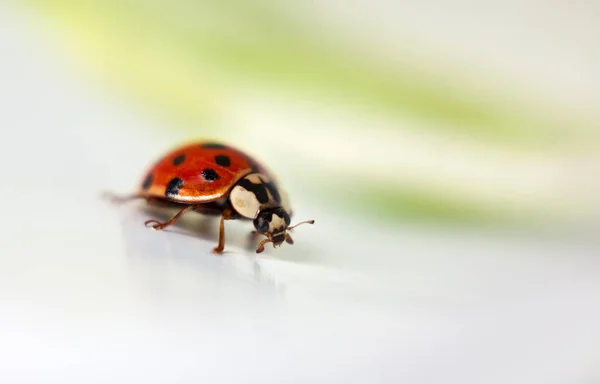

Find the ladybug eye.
xmin=254 ymin=216 xmax=270 ymax=233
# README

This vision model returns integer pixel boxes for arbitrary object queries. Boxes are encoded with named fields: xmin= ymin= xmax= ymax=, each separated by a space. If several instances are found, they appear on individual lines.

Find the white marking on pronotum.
xmin=230 ymin=185 xmax=262 ymax=218
xmin=246 ymin=173 xmax=269 ymax=184
xmin=229 ymin=173 xmax=281 ymax=219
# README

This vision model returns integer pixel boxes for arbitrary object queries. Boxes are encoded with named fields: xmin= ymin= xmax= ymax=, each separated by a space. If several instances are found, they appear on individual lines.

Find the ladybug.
xmin=107 ymin=141 xmax=314 ymax=254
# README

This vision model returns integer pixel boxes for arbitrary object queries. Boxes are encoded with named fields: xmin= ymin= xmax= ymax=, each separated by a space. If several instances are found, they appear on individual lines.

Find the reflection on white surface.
xmin=1 ymin=5 xmax=600 ymax=384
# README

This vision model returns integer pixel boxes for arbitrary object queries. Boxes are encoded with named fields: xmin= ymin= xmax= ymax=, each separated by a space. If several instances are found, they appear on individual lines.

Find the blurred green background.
xmin=22 ymin=0 xmax=600 ymax=229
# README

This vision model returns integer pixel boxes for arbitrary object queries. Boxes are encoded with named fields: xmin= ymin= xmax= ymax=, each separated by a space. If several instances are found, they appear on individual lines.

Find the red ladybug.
xmin=107 ymin=141 xmax=314 ymax=254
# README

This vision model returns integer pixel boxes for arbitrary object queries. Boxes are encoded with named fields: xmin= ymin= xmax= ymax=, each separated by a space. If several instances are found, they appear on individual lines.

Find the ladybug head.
xmin=253 ymin=207 xmax=314 ymax=253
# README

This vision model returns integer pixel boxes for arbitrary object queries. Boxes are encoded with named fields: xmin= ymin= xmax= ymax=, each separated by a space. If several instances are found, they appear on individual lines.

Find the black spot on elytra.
xmin=142 ymin=173 xmax=153 ymax=190
xmin=215 ymin=154 xmax=231 ymax=167
xmin=201 ymin=168 xmax=219 ymax=181
xmin=201 ymin=143 xmax=227 ymax=149
xmin=165 ymin=177 xmax=184 ymax=197
xmin=172 ymin=154 xmax=186 ymax=166
xmin=238 ymin=176 xmax=281 ymax=204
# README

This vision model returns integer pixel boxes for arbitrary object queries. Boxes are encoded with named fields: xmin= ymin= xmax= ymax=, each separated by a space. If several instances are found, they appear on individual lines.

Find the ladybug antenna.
xmin=287 ymin=220 xmax=315 ymax=231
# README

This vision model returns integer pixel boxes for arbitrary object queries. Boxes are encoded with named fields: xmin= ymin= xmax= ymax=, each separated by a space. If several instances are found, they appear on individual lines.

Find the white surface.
xmin=1 ymin=6 xmax=600 ymax=384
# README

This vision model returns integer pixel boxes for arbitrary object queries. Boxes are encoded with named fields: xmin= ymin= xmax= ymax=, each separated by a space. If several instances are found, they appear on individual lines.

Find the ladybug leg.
xmin=246 ymin=231 xmax=266 ymax=251
xmin=145 ymin=204 xmax=196 ymax=230
xmin=213 ymin=208 xmax=234 ymax=255
xmin=256 ymin=238 xmax=273 ymax=254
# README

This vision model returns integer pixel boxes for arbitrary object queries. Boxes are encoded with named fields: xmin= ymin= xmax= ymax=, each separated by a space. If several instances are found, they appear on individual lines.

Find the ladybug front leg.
xmin=246 ymin=230 xmax=266 ymax=252
xmin=213 ymin=208 xmax=234 ymax=254
xmin=145 ymin=204 xmax=196 ymax=230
